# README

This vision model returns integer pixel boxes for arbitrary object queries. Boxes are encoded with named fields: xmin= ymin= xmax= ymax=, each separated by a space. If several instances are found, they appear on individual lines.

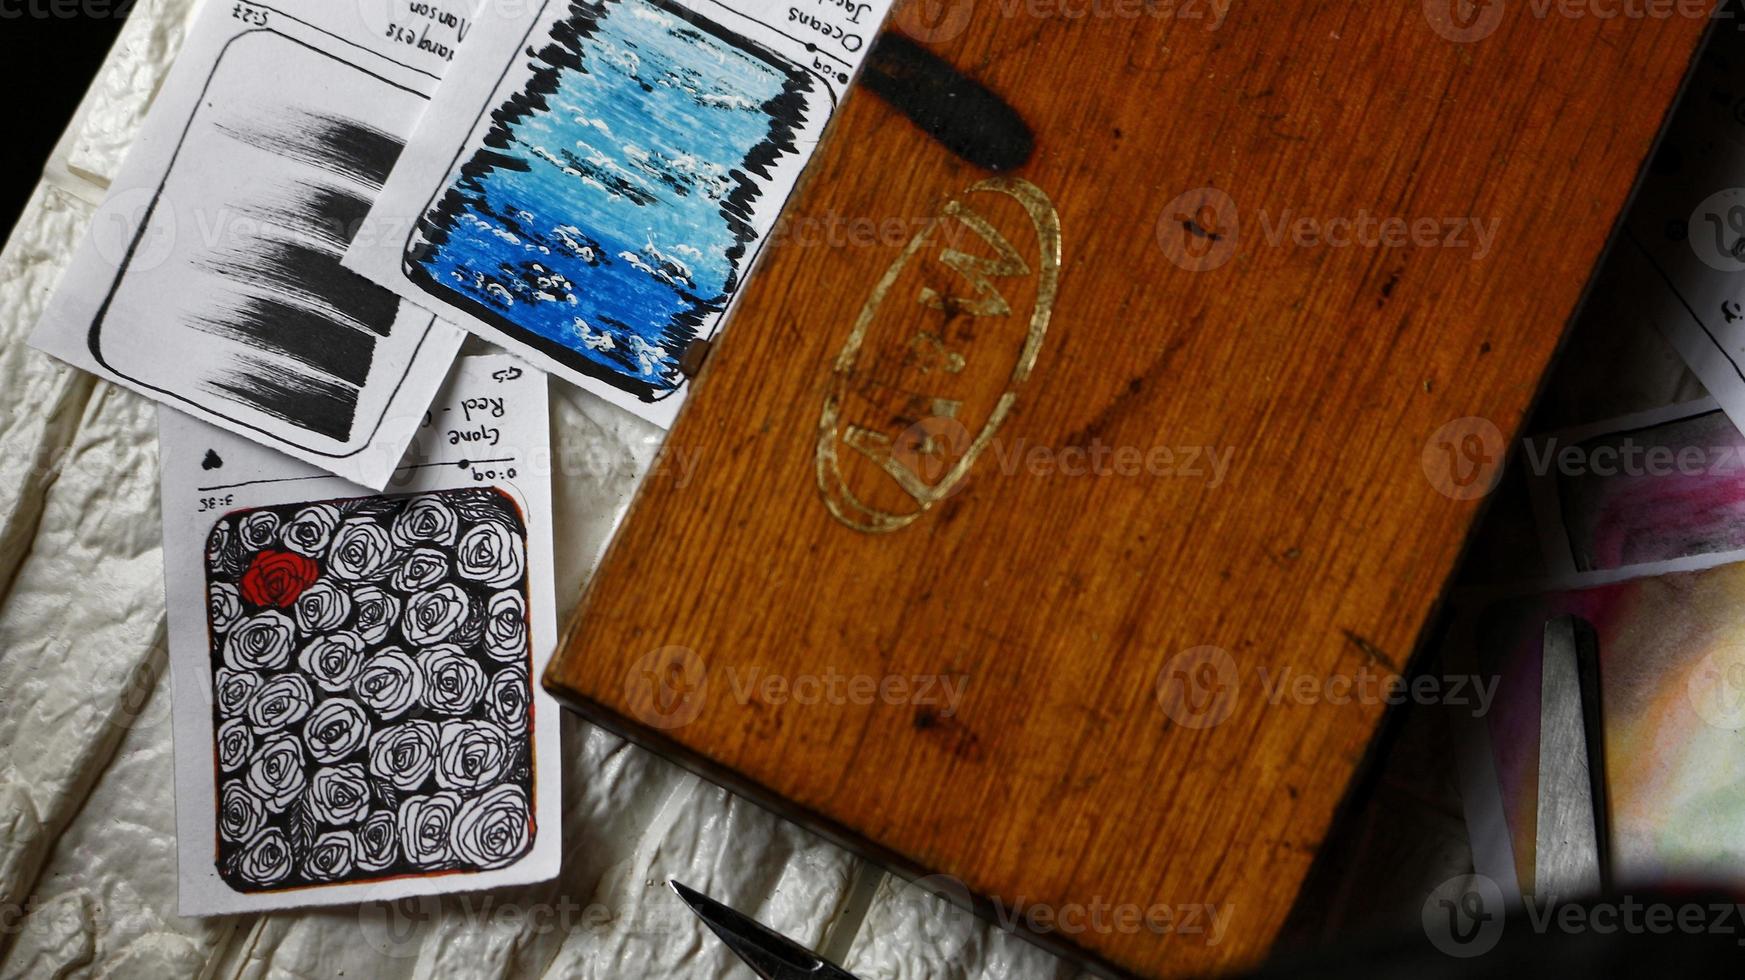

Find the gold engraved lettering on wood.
xmin=816 ymin=177 xmax=1062 ymax=533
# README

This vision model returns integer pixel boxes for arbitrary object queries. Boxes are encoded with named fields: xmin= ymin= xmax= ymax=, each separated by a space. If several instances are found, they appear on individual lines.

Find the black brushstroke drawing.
xmin=204 ymin=488 xmax=537 ymax=891
xmin=86 ymin=31 xmax=437 ymax=456
xmin=189 ymin=111 xmax=404 ymax=440
xmin=219 ymin=110 xmax=408 ymax=188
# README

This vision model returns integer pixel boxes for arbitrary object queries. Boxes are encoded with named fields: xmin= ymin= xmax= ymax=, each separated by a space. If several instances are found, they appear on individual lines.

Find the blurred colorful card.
xmin=1448 ymin=565 xmax=1745 ymax=902
xmin=1525 ymin=399 xmax=1745 ymax=577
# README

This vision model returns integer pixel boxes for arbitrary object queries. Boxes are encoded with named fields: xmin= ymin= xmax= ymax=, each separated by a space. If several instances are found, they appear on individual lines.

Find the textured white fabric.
xmin=0 ymin=7 xmax=1090 ymax=978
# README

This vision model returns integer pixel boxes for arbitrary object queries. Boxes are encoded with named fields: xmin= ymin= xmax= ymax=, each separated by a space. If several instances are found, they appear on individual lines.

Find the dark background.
xmin=0 ymin=6 xmax=131 ymax=240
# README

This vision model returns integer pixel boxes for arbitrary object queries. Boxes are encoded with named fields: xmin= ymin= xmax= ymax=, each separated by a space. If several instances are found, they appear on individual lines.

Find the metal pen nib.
xmin=669 ymin=879 xmax=863 ymax=980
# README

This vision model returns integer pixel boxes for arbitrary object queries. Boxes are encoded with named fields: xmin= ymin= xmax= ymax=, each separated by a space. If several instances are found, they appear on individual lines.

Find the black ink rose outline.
xmin=244 ymin=733 xmax=306 ymax=814
xmin=297 ymin=632 xmax=367 ymax=693
xmin=223 ymin=612 xmax=295 ymax=672
xmin=307 ymin=762 xmax=371 ymax=825
xmin=217 ymin=717 xmax=253 ymax=772
xmin=209 ymin=582 xmax=243 ymax=634
xmin=238 ymin=510 xmax=281 ymax=551
xmin=391 ymin=547 xmax=451 ymax=594
xmin=352 ymin=647 xmax=423 ymax=721
xmin=483 ymin=590 xmax=527 ymax=663
xmin=294 ymin=581 xmax=352 ymax=634
xmin=245 ymin=673 xmax=315 ymax=735
xmin=351 ymin=585 xmax=400 ymax=645
xmin=391 ymin=495 xmax=459 ymax=549
xmin=281 ymin=504 xmax=340 ymax=557
xmin=435 ymin=719 xmax=509 ymax=792
xmin=402 ymin=583 xmax=471 ymax=646
xmin=450 ymin=784 xmax=532 ymax=870
xmin=398 ymin=791 xmax=460 ymax=868
xmin=236 ymin=827 xmax=293 ymax=886
xmin=357 ymin=811 xmax=397 ymax=872
xmin=219 ymin=780 xmax=264 ymax=843
xmin=367 ymin=719 xmax=439 ymax=792
xmin=304 ymin=829 xmax=357 ymax=881
xmin=456 ymin=521 xmax=525 ymax=589
xmin=215 ymin=668 xmax=260 ymax=718
xmin=303 ymin=697 xmax=371 ymax=764
xmin=326 ymin=519 xmax=400 ymax=582
xmin=485 ymin=667 xmax=529 ymax=737
xmin=418 ymin=645 xmax=486 ymax=715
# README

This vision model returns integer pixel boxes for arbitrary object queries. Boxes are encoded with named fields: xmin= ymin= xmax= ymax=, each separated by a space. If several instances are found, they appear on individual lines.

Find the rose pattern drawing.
xmin=204 ymin=488 xmax=535 ymax=891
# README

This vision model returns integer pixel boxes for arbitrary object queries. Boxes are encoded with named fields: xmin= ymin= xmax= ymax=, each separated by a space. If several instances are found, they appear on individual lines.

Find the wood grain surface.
xmin=545 ymin=2 xmax=1712 ymax=975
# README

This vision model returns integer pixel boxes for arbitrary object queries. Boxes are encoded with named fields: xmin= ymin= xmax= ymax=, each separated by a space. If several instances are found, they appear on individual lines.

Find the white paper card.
xmin=31 ymin=0 xmax=480 ymax=489
xmin=161 ymin=354 xmax=561 ymax=914
xmin=343 ymin=0 xmax=893 ymax=426
xmin=1626 ymin=125 xmax=1745 ymax=436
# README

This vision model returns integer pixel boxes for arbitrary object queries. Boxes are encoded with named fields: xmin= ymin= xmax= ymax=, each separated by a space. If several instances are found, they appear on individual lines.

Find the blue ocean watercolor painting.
xmin=405 ymin=0 xmax=817 ymax=400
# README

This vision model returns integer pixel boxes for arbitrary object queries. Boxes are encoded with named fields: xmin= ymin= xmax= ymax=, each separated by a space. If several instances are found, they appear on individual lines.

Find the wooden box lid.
xmin=545 ymin=3 xmax=1709 ymax=975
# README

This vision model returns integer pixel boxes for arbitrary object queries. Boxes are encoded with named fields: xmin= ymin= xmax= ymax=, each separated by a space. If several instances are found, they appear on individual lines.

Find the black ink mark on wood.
xmin=1183 ymin=217 xmax=1223 ymax=241
xmin=861 ymin=33 xmax=1034 ymax=172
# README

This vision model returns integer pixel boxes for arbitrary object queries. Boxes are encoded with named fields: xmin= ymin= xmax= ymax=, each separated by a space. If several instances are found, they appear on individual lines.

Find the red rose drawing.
xmin=240 ymin=550 xmax=321 ymax=609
